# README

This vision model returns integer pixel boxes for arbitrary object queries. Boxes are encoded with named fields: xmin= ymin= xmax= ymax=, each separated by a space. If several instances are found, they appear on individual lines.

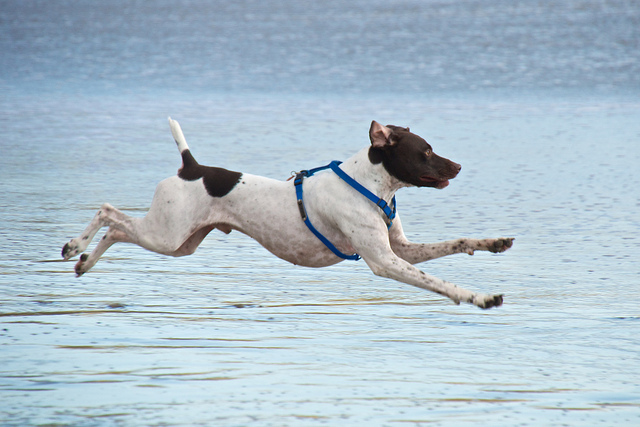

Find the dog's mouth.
xmin=420 ymin=176 xmax=450 ymax=189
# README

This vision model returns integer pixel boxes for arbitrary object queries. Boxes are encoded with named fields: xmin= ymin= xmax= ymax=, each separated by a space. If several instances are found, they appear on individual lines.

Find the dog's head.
xmin=368 ymin=121 xmax=461 ymax=189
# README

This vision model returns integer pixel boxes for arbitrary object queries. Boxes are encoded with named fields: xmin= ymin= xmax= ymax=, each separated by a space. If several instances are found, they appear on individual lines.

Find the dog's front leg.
xmin=388 ymin=216 xmax=514 ymax=264
xmin=352 ymin=225 xmax=503 ymax=309
xmin=364 ymin=249 xmax=502 ymax=309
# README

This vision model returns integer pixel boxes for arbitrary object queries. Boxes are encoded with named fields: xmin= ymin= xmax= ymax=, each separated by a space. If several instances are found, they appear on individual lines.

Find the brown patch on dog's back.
xmin=178 ymin=150 xmax=242 ymax=198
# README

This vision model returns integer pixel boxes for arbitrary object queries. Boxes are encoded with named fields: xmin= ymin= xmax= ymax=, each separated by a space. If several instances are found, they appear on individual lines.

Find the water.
xmin=1 ymin=0 xmax=639 ymax=425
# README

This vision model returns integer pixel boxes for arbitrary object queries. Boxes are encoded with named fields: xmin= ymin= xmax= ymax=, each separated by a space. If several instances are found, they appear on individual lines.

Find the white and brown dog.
xmin=62 ymin=119 xmax=513 ymax=309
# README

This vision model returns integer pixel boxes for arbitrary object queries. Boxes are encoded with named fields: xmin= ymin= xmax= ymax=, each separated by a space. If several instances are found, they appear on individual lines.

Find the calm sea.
xmin=1 ymin=0 xmax=639 ymax=425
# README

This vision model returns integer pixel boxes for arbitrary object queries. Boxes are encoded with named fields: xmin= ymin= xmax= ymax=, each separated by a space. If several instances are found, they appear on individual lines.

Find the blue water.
xmin=1 ymin=0 xmax=639 ymax=425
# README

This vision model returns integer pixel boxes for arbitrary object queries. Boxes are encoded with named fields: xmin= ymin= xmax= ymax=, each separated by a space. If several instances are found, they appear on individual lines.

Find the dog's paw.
xmin=62 ymin=241 xmax=80 ymax=260
xmin=473 ymin=293 xmax=503 ymax=309
xmin=62 ymin=235 xmax=93 ymax=260
xmin=487 ymin=238 xmax=514 ymax=253
xmin=74 ymin=254 xmax=89 ymax=277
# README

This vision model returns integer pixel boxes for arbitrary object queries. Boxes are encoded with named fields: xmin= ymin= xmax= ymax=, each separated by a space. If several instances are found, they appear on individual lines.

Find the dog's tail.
xmin=168 ymin=117 xmax=199 ymax=174
xmin=168 ymin=117 xmax=190 ymax=154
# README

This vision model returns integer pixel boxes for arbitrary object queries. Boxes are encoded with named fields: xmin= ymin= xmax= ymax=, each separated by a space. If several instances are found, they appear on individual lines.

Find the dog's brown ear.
xmin=369 ymin=121 xmax=395 ymax=148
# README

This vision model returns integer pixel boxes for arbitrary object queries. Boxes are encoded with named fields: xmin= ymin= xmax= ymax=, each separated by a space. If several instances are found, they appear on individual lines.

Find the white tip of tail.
xmin=168 ymin=117 xmax=189 ymax=153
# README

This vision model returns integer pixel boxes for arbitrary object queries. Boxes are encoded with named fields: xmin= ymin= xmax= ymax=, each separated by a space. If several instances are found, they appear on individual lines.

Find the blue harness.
xmin=293 ymin=160 xmax=397 ymax=261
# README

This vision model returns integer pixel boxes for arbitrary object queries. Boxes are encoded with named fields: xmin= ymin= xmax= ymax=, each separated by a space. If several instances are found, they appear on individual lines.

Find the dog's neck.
xmin=338 ymin=147 xmax=407 ymax=203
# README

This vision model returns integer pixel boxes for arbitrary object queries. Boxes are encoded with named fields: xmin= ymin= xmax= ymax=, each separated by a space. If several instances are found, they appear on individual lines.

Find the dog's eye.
xmin=425 ymin=149 xmax=432 ymax=157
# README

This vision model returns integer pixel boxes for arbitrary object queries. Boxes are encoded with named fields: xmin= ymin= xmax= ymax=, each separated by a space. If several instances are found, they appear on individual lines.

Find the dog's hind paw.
xmin=62 ymin=241 xmax=80 ymax=260
xmin=62 ymin=235 xmax=93 ymax=260
xmin=74 ymin=253 xmax=89 ymax=277
xmin=488 ymin=238 xmax=514 ymax=253
xmin=473 ymin=293 xmax=503 ymax=309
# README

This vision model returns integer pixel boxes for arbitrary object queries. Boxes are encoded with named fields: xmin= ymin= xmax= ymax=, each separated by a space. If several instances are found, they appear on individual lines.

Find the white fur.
xmin=168 ymin=117 xmax=189 ymax=153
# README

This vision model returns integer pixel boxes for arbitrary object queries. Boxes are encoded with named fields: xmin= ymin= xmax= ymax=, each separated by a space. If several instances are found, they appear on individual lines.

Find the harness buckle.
xmin=296 ymin=199 xmax=307 ymax=221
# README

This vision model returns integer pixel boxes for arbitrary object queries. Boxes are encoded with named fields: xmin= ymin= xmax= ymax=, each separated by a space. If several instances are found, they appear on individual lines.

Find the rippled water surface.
xmin=1 ymin=1 xmax=640 ymax=425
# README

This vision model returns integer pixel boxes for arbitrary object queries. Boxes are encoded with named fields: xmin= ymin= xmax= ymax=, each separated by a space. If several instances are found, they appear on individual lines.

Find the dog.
xmin=62 ymin=118 xmax=513 ymax=309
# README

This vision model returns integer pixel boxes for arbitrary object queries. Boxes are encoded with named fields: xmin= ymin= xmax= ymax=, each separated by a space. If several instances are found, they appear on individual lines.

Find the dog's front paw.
xmin=487 ymin=238 xmax=514 ymax=253
xmin=472 ymin=293 xmax=503 ymax=309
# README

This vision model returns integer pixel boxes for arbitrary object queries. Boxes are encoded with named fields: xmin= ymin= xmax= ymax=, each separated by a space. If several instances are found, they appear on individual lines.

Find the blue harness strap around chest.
xmin=293 ymin=160 xmax=397 ymax=261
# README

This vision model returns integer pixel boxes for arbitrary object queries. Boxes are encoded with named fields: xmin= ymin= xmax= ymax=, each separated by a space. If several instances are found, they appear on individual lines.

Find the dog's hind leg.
xmin=62 ymin=203 xmax=118 ymax=260
xmin=74 ymin=227 xmax=133 ymax=276
xmin=63 ymin=183 xmax=223 ymax=275
xmin=63 ymin=202 xmax=155 ymax=275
